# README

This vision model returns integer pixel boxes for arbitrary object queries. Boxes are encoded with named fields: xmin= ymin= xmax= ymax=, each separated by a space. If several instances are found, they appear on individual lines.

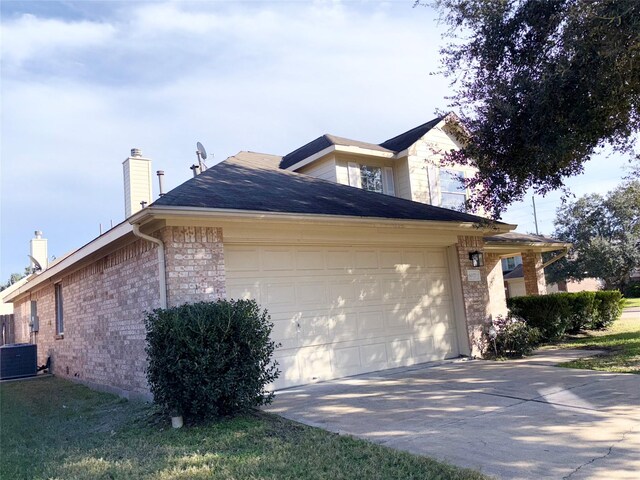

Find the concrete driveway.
xmin=265 ymin=350 xmax=640 ymax=479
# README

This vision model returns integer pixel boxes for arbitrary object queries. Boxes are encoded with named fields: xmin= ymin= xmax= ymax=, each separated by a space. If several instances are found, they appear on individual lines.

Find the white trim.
xmin=348 ymin=162 xmax=362 ymax=188
xmin=383 ymin=166 xmax=395 ymax=196
xmin=335 ymin=145 xmax=394 ymax=158
xmin=285 ymin=144 xmax=395 ymax=172
xmin=284 ymin=146 xmax=335 ymax=171
xmin=4 ymin=222 xmax=134 ymax=302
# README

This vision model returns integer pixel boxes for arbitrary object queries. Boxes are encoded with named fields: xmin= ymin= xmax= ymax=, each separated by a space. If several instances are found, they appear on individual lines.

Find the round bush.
xmin=485 ymin=315 xmax=541 ymax=358
xmin=145 ymin=299 xmax=279 ymax=420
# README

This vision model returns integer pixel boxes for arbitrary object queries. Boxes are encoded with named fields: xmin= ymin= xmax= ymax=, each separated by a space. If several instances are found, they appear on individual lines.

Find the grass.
xmin=555 ymin=317 xmax=640 ymax=374
xmin=623 ymin=297 xmax=640 ymax=308
xmin=0 ymin=377 xmax=486 ymax=480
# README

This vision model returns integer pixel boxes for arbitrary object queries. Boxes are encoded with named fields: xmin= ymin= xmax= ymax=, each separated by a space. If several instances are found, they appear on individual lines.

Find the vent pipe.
xmin=190 ymin=164 xmax=201 ymax=177
xmin=157 ymin=170 xmax=165 ymax=196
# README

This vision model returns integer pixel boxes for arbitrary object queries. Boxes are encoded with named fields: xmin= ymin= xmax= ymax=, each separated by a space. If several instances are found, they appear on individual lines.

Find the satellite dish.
xmin=196 ymin=142 xmax=207 ymax=160
xmin=27 ymin=255 xmax=43 ymax=273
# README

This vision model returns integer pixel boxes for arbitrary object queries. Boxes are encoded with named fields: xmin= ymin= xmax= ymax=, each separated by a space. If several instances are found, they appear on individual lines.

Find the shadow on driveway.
xmin=265 ymin=352 xmax=640 ymax=479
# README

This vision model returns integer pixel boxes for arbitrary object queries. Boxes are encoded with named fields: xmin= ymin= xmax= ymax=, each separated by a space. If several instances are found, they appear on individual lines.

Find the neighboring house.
xmin=5 ymin=116 xmax=569 ymax=399
xmin=547 ymin=278 xmax=605 ymax=294
xmin=501 ymin=254 xmax=603 ymax=298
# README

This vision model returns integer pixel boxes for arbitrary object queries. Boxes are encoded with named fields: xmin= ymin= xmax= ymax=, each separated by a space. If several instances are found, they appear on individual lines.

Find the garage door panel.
xmin=296 ymin=282 xmax=327 ymax=306
xmin=225 ymin=247 xmax=260 ymax=271
xmin=272 ymin=352 xmax=302 ymax=390
xmin=427 ymin=251 xmax=447 ymax=268
xmin=355 ymin=250 xmax=379 ymax=269
xmin=332 ymin=345 xmax=361 ymax=370
xmin=387 ymin=338 xmax=413 ymax=364
xmin=379 ymin=250 xmax=403 ymax=270
xmin=226 ymin=280 xmax=260 ymax=301
xmin=226 ymin=244 xmax=459 ymax=389
xmin=261 ymin=248 xmax=294 ymax=271
xmin=295 ymin=249 xmax=325 ymax=270
xmin=413 ymin=336 xmax=436 ymax=357
xmin=402 ymin=251 xmax=425 ymax=269
xmin=357 ymin=310 xmax=385 ymax=333
xmin=271 ymin=319 xmax=298 ymax=349
xmin=356 ymin=281 xmax=382 ymax=303
xmin=326 ymin=249 xmax=353 ymax=270
xmin=360 ymin=343 xmax=388 ymax=368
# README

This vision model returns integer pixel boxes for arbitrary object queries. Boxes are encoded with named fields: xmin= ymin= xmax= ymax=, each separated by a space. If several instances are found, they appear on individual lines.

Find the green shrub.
xmin=145 ymin=299 xmax=279 ymax=420
xmin=484 ymin=315 xmax=541 ymax=358
xmin=590 ymin=291 xmax=624 ymax=330
xmin=623 ymin=281 xmax=640 ymax=298
xmin=565 ymin=291 xmax=597 ymax=333
xmin=507 ymin=294 xmax=571 ymax=341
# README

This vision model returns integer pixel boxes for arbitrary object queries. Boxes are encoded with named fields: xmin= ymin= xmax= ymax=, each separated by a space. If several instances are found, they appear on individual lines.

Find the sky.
xmin=0 ymin=0 xmax=634 ymax=281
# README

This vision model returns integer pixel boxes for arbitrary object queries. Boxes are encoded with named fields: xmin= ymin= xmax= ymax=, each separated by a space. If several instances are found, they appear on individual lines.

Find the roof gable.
xmin=378 ymin=116 xmax=444 ymax=152
xmin=280 ymin=115 xmax=446 ymax=170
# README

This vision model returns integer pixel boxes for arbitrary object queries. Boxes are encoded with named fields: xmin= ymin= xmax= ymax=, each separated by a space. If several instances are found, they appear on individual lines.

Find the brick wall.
xmin=13 ymin=239 xmax=160 ymax=399
xmin=161 ymin=226 xmax=226 ymax=306
xmin=521 ymin=250 xmax=546 ymax=295
xmin=12 ymin=226 xmax=227 ymax=399
xmin=455 ymin=235 xmax=490 ymax=356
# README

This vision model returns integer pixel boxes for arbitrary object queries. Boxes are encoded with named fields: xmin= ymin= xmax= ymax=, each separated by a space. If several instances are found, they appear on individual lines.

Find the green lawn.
xmin=556 ymin=317 xmax=640 ymax=374
xmin=624 ymin=297 xmax=640 ymax=308
xmin=0 ymin=377 xmax=486 ymax=480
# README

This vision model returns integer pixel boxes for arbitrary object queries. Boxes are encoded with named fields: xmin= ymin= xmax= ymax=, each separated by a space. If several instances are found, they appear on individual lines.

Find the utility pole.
xmin=532 ymin=195 xmax=539 ymax=235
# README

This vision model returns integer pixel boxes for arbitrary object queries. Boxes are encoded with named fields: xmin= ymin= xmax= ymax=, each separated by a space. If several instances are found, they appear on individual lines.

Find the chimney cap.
xmin=34 ymin=230 xmax=43 ymax=239
xmin=131 ymin=148 xmax=142 ymax=157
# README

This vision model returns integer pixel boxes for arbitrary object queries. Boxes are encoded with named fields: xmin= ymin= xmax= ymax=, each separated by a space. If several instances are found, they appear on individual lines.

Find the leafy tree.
xmin=546 ymin=181 xmax=640 ymax=290
xmin=434 ymin=0 xmax=640 ymax=217
xmin=0 ymin=269 xmax=31 ymax=292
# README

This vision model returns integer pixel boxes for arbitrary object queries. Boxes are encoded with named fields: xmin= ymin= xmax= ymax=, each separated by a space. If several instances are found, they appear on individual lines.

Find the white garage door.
xmin=226 ymin=245 xmax=459 ymax=389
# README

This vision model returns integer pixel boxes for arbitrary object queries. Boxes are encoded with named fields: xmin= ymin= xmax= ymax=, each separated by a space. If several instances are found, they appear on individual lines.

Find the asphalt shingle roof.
xmin=378 ymin=116 xmax=444 ymax=152
xmin=484 ymin=232 xmax=567 ymax=244
xmin=153 ymin=159 xmax=503 ymax=225
xmin=279 ymin=116 xmax=444 ymax=169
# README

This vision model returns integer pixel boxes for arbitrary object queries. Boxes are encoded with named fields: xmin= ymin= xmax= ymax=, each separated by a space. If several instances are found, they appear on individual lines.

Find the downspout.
xmin=132 ymin=224 xmax=167 ymax=309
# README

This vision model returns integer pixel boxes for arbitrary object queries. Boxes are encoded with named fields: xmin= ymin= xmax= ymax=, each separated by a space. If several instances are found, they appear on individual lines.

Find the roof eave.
xmin=483 ymin=241 xmax=571 ymax=254
xmin=4 ymin=222 xmax=134 ymax=303
xmin=135 ymin=205 xmax=514 ymax=234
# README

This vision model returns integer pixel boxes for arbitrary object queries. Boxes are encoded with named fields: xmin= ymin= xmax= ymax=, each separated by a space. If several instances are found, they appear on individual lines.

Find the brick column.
xmin=161 ymin=226 xmax=226 ymax=306
xmin=521 ymin=250 xmax=546 ymax=296
xmin=456 ymin=235 xmax=491 ymax=357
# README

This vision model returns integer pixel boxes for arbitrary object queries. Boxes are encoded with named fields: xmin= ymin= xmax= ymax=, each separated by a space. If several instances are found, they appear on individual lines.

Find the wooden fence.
xmin=0 ymin=314 xmax=15 ymax=345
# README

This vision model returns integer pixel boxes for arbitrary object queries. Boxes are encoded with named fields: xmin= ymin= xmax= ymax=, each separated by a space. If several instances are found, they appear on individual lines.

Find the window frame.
xmin=347 ymin=162 xmax=395 ymax=195
xmin=439 ymin=168 xmax=467 ymax=211
xmin=54 ymin=283 xmax=64 ymax=337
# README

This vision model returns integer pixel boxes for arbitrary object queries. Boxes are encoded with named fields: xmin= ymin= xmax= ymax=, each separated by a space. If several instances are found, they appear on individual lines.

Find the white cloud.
xmin=2 ymin=1 xmax=627 ymax=278
xmin=1 ymin=13 xmax=115 ymax=67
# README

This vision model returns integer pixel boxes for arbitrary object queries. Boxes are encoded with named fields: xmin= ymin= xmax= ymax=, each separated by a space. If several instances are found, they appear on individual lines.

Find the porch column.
xmin=521 ymin=250 xmax=546 ymax=295
xmin=455 ymin=235 xmax=491 ymax=357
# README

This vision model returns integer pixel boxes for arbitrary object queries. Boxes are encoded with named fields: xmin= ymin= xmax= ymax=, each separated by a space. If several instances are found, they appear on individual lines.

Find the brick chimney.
xmin=123 ymin=148 xmax=153 ymax=218
xmin=30 ymin=230 xmax=48 ymax=270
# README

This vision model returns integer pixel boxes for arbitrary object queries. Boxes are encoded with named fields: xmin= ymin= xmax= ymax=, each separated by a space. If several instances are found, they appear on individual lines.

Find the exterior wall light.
xmin=469 ymin=251 xmax=484 ymax=267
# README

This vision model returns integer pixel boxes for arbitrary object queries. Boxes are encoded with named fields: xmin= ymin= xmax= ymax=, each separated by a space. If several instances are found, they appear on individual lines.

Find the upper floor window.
xmin=348 ymin=162 xmax=395 ymax=196
xmin=440 ymin=169 xmax=466 ymax=211
xmin=55 ymin=283 xmax=64 ymax=336
xmin=360 ymin=165 xmax=383 ymax=193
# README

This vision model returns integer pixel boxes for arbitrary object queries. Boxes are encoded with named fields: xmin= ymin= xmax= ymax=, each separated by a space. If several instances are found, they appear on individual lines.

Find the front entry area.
xmin=225 ymin=244 xmax=460 ymax=389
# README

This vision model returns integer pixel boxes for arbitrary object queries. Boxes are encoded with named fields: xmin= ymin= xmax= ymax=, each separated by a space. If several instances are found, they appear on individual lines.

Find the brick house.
xmin=6 ymin=116 xmax=568 ymax=399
